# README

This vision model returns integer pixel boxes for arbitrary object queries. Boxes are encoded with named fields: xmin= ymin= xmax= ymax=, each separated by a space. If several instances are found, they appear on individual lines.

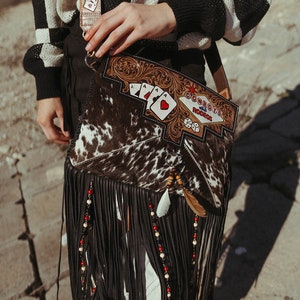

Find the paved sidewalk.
xmin=214 ymin=2 xmax=300 ymax=299
xmin=0 ymin=1 xmax=299 ymax=300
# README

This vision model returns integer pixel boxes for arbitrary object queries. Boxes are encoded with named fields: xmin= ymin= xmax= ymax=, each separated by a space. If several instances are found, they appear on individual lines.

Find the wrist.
xmin=158 ymin=2 xmax=176 ymax=33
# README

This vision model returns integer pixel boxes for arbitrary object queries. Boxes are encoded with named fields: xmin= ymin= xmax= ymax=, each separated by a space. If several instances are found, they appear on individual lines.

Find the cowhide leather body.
xmin=68 ymin=56 xmax=235 ymax=211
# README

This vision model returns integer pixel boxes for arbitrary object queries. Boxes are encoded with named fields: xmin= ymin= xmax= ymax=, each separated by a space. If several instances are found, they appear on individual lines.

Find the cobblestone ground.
xmin=0 ymin=1 xmax=299 ymax=300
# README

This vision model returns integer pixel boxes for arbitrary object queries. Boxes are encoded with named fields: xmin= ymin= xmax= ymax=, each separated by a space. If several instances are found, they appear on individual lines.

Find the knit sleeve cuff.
xmin=164 ymin=0 xmax=226 ymax=40
xmin=34 ymin=67 xmax=62 ymax=100
xmin=165 ymin=0 xmax=197 ymax=33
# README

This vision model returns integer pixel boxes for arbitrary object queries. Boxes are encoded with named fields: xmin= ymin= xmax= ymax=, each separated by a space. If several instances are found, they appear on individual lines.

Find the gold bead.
xmin=177 ymin=180 xmax=183 ymax=186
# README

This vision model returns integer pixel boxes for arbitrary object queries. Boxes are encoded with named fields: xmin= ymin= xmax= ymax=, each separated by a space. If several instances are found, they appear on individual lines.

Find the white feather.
xmin=156 ymin=189 xmax=171 ymax=218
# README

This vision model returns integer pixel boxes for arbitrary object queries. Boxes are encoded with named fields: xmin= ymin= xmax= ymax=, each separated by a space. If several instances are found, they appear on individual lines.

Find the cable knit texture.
xmin=23 ymin=0 xmax=271 ymax=100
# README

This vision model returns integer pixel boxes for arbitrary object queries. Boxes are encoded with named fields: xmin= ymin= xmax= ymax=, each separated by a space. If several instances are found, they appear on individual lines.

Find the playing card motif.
xmin=129 ymin=83 xmax=176 ymax=119
xmin=103 ymin=54 xmax=238 ymax=146
xmin=139 ymin=83 xmax=154 ymax=100
xmin=138 ymin=83 xmax=156 ymax=109
xmin=129 ymin=83 xmax=142 ymax=98
xmin=146 ymin=86 xmax=164 ymax=109
xmin=150 ymin=92 xmax=177 ymax=121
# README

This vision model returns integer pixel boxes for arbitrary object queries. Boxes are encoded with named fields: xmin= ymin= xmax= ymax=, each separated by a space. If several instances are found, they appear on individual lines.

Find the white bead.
xmin=83 ymin=222 xmax=88 ymax=228
xmin=155 ymin=232 xmax=160 ymax=237
xmin=164 ymin=273 xmax=170 ymax=279
xmin=79 ymin=247 xmax=83 ymax=252
xmin=160 ymin=253 xmax=165 ymax=259
xmin=193 ymin=222 xmax=198 ymax=227
xmin=81 ymin=266 xmax=86 ymax=271
xmin=87 ymin=199 xmax=92 ymax=205
xmin=167 ymin=292 xmax=172 ymax=298
xmin=193 ymin=240 xmax=197 ymax=245
xmin=150 ymin=212 xmax=155 ymax=216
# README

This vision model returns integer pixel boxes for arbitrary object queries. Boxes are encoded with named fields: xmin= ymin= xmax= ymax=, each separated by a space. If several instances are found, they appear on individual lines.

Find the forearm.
xmin=164 ymin=0 xmax=271 ymax=44
xmin=165 ymin=0 xmax=226 ymax=40
xmin=23 ymin=0 xmax=69 ymax=100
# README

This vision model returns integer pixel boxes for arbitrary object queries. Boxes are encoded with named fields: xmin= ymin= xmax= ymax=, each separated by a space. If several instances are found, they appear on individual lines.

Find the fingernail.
xmin=82 ymin=31 xmax=89 ymax=40
xmin=85 ymin=43 xmax=92 ymax=51
xmin=95 ymin=50 xmax=103 ymax=58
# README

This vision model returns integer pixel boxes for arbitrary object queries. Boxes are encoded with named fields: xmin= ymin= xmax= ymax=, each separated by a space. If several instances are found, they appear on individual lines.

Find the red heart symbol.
xmin=160 ymin=100 xmax=169 ymax=110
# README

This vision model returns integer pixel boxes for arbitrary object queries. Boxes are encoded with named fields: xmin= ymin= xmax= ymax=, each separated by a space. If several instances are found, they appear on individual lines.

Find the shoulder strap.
xmin=204 ymin=42 xmax=232 ymax=100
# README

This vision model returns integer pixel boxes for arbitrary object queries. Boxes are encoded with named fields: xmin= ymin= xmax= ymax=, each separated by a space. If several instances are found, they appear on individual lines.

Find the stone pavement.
xmin=0 ymin=1 xmax=299 ymax=300
xmin=213 ymin=2 xmax=300 ymax=299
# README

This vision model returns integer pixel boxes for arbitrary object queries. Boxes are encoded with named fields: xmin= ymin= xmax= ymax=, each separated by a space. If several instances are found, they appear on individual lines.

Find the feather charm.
xmin=175 ymin=172 xmax=206 ymax=218
xmin=182 ymin=188 xmax=206 ymax=217
xmin=156 ymin=169 xmax=175 ymax=218
xmin=156 ymin=168 xmax=207 ymax=218
xmin=156 ymin=188 xmax=171 ymax=217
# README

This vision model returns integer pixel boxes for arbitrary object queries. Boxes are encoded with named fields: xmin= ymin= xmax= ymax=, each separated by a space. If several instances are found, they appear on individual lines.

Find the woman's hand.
xmin=84 ymin=2 xmax=176 ymax=57
xmin=37 ymin=97 xmax=70 ymax=145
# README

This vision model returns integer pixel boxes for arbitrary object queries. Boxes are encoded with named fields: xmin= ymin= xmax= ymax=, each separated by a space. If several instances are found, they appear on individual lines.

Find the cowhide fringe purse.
xmin=59 ymin=2 xmax=239 ymax=299
xmin=63 ymin=45 xmax=238 ymax=298
xmin=67 ymin=42 xmax=238 ymax=217
xmin=70 ymin=0 xmax=238 ymax=219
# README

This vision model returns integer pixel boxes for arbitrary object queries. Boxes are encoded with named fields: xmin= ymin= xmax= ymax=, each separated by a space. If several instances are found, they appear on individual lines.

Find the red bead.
xmin=194 ymin=216 xmax=199 ymax=221
xmin=81 ymin=261 xmax=86 ymax=266
xmin=149 ymin=203 xmax=153 ymax=209
xmin=91 ymin=287 xmax=96 ymax=293
xmin=84 ymin=215 xmax=90 ymax=221
xmin=192 ymin=253 xmax=197 ymax=258
xmin=164 ymin=266 xmax=169 ymax=272
xmin=167 ymin=287 xmax=171 ymax=293
xmin=193 ymin=233 xmax=197 ymax=238
xmin=88 ymin=189 xmax=93 ymax=195
xmin=153 ymin=225 xmax=158 ymax=231
xmin=79 ymin=239 xmax=85 ymax=245
xmin=158 ymin=246 xmax=163 ymax=252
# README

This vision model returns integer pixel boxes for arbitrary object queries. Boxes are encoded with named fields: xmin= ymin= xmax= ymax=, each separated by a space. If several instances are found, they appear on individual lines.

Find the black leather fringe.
xmin=64 ymin=158 xmax=228 ymax=299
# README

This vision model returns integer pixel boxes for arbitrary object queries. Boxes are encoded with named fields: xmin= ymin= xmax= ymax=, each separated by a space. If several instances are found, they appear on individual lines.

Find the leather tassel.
xmin=182 ymin=188 xmax=206 ymax=217
xmin=156 ymin=188 xmax=171 ymax=218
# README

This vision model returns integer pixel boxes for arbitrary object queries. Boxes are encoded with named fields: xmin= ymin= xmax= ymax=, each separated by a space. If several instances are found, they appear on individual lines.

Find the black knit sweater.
xmin=23 ymin=0 xmax=271 ymax=100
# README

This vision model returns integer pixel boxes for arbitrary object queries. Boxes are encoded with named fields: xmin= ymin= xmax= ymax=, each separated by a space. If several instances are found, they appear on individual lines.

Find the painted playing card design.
xmin=104 ymin=54 xmax=238 ymax=146
xmin=146 ymin=86 xmax=164 ymax=109
xmin=139 ymin=83 xmax=154 ymax=100
xmin=129 ymin=83 xmax=142 ymax=98
xmin=150 ymin=92 xmax=177 ymax=121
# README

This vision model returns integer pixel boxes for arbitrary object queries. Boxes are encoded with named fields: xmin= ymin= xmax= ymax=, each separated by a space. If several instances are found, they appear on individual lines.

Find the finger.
xmin=57 ymin=110 xmax=70 ymax=138
xmin=41 ymin=123 xmax=70 ymax=145
xmin=85 ymin=8 xmax=117 ymax=39
xmin=108 ymin=31 xmax=139 ymax=56
xmin=85 ymin=11 xmax=123 ymax=52
xmin=95 ymin=25 xmax=135 ymax=57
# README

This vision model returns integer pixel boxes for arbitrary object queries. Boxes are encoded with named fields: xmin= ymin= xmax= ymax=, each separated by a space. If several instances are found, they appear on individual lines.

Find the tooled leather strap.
xmin=204 ymin=42 xmax=232 ymax=100
xmin=80 ymin=0 xmax=102 ymax=33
